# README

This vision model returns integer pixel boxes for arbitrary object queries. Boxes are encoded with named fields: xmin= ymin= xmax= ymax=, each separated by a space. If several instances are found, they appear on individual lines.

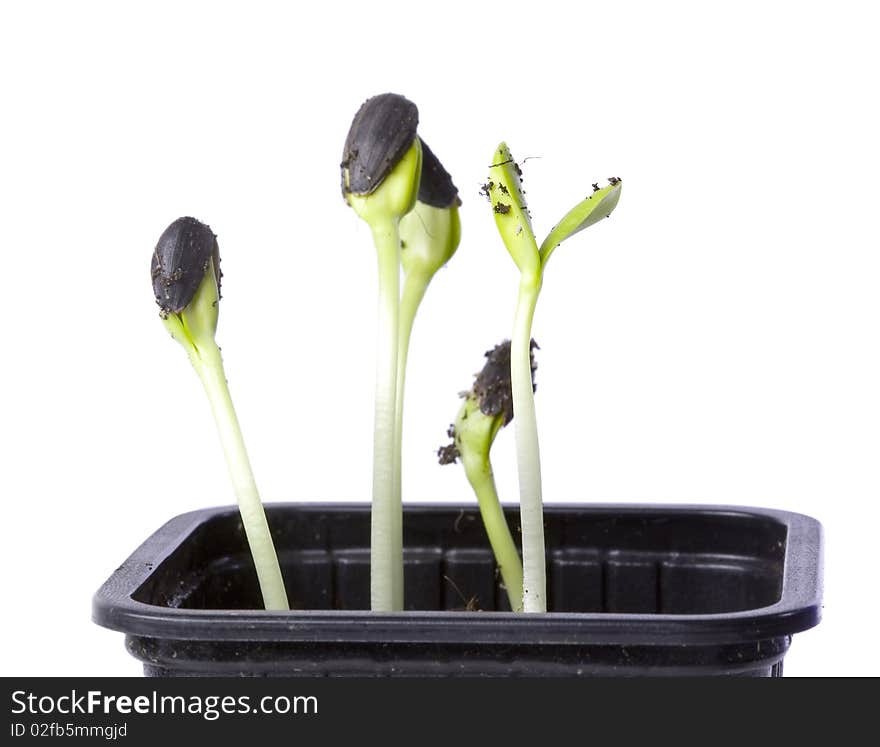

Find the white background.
xmin=1 ymin=0 xmax=877 ymax=676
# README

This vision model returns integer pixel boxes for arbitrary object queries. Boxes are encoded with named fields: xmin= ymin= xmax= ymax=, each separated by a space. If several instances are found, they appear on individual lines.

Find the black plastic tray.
xmin=93 ymin=503 xmax=823 ymax=676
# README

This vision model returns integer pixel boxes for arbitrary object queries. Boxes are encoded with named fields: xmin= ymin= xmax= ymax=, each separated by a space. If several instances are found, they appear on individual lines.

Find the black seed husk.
xmin=438 ymin=339 xmax=538 ymax=465
xmin=151 ymin=217 xmax=220 ymax=315
xmin=417 ymin=138 xmax=460 ymax=208
xmin=341 ymin=93 xmax=419 ymax=197
xmin=473 ymin=339 xmax=538 ymax=425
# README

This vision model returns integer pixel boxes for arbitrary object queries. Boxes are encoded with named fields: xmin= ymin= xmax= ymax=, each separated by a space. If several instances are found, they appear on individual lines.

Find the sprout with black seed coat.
xmin=151 ymin=217 xmax=288 ymax=611
xmin=439 ymin=339 xmax=538 ymax=611
xmin=341 ymin=93 xmax=422 ymax=612
xmin=341 ymin=93 xmax=462 ymax=612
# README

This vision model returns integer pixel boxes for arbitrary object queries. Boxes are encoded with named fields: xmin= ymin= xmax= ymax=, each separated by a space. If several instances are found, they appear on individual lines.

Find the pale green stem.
xmin=461 ymin=453 xmax=524 ymax=612
xmin=192 ymin=343 xmax=289 ymax=610
xmin=512 ymin=277 xmax=546 ymax=612
xmin=370 ymin=218 xmax=404 ymax=612
xmin=391 ymin=269 xmax=430 ymax=600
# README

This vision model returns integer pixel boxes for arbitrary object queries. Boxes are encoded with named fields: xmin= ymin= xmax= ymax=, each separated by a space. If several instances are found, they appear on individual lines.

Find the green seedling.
xmin=342 ymin=94 xmax=461 ymax=611
xmin=438 ymin=340 xmax=537 ymax=612
xmin=486 ymin=144 xmax=622 ymax=612
xmin=151 ymin=217 xmax=288 ymax=611
xmin=342 ymin=93 xmax=421 ymax=611
xmin=396 ymin=138 xmax=461 ymax=550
